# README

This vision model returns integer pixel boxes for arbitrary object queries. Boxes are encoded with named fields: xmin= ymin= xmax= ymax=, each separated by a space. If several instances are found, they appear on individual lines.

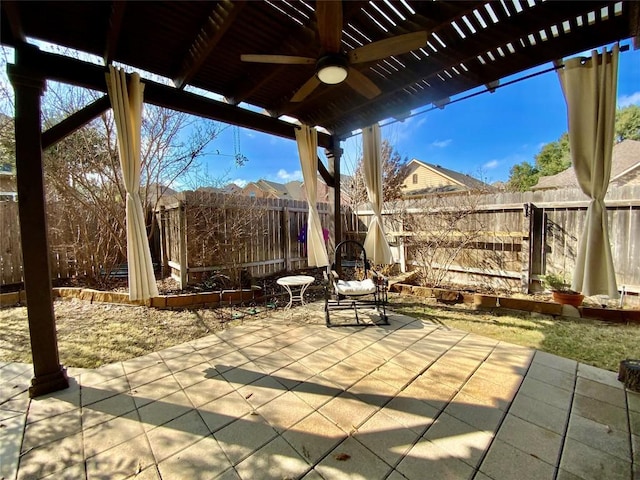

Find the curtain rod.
xmin=344 ymin=43 xmax=630 ymax=140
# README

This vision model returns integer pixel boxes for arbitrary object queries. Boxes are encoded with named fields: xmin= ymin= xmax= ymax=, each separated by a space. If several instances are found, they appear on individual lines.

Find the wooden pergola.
xmin=1 ymin=1 xmax=637 ymax=396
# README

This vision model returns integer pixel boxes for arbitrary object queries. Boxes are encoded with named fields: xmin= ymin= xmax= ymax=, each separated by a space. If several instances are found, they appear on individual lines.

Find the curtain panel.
xmin=362 ymin=124 xmax=393 ymax=265
xmin=295 ymin=125 xmax=329 ymax=267
xmin=557 ymin=45 xmax=619 ymax=298
xmin=106 ymin=66 xmax=159 ymax=301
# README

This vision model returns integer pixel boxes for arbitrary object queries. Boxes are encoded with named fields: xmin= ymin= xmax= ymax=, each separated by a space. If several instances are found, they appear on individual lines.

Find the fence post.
xmin=521 ymin=203 xmax=533 ymax=293
xmin=178 ymin=200 xmax=187 ymax=289
xmin=157 ymin=206 xmax=169 ymax=277
xmin=283 ymin=200 xmax=291 ymax=271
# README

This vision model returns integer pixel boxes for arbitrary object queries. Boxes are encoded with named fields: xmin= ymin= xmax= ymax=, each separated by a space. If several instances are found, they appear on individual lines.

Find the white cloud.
xmin=618 ymin=91 xmax=640 ymax=107
xmin=483 ymin=160 xmax=499 ymax=169
xmin=230 ymin=178 xmax=248 ymax=187
xmin=275 ymin=169 xmax=303 ymax=182
xmin=431 ymin=139 xmax=452 ymax=148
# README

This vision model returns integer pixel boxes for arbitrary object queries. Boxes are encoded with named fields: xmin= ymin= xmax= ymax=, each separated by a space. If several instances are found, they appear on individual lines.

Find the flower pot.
xmin=552 ymin=291 xmax=584 ymax=307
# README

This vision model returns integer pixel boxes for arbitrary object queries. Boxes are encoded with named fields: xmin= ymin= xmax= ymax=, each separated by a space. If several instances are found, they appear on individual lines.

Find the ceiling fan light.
xmin=316 ymin=55 xmax=349 ymax=84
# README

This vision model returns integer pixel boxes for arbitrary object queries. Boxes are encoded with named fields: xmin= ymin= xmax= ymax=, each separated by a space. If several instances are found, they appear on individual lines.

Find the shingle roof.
xmin=409 ymin=159 xmax=493 ymax=190
xmin=532 ymin=139 xmax=640 ymax=190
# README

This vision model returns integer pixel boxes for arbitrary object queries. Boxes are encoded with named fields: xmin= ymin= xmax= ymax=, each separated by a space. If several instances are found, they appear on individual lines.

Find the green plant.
xmin=541 ymin=272 xmax=579 ymax=294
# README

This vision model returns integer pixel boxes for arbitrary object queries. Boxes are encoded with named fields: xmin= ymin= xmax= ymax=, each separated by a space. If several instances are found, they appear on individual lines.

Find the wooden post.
xmin=178 ymin=200 xmax=187 ymax=289
xmin=157 ymin=205 xmax=169 ymax=277
xmin=283 ymin=201 xmax=291 ymax=271
xmin=9 ymin=58 xmax=68 ymax=397
xmin=327 ymin=138 xmax=342 ymax=270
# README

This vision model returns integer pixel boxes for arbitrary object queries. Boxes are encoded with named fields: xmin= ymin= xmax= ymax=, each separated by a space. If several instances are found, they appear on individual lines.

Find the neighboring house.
xmin=242 ymin=179 xmax=303 ymax=200
xmin=401 ymin=158 xmax=492 ymax=196
xmin=532 ymin=139 xmax=640 ymax=191
xmin=306 ymin=173 xmax=352 ymax=205
xmin=0 ymin=163 xmax=16 ymax=201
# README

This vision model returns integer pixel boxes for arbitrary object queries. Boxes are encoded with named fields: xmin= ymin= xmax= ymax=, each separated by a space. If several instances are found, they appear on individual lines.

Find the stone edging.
xmin=390 ymin=283 xmax=640 ymax=324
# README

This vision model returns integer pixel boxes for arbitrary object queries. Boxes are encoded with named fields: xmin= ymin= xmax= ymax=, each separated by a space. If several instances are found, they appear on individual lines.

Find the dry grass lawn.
xmin=1 ymin=294 xmax=638 ymax=372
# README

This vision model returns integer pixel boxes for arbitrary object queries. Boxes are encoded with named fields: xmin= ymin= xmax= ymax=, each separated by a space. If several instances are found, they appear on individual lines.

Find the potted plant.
xmin=542 ymin=272 xmax=584 ymax=307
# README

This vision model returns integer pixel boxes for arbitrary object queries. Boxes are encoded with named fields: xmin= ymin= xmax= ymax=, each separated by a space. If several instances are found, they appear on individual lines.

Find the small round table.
xmin=276 ymin=275 xmax=315 ymax=309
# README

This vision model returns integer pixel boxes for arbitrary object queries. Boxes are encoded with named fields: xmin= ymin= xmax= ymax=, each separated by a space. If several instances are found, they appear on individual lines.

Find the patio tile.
xmin=22 ymin=408 xmax=82 ymax=451
xmin=214 ymin=415 xmax=278 ymax=465
xmin=126 ymin=362 xmax=173 ymax=389
xmin=508 ymin=392 xmax=569 ymax=435
xmin=517 ymin=376 xmax=573 ymax=411
xmin=271 ymin=362 xmax=316 ymax=390
xmin=575 ymin=377 xmax=627 ymax=408
xmin=631 ymin=410 xmax=640 ymax=436
xmin=81 ymin=392 xmax=137 ymax=429
xmin=163 ymin=351 xmax=209 ymax=374
xmin=210 ymin=350 xmax=253 ymax=372
xmin=291 ymin=374 xmax=343 ymax=410
xmin=221 ymin=362 xmax=267 ymax=387
xmin=157 ymin=342 xmax=196 ymax=360
xmin=173 ymin=362 xmax=216 ymax=389
xmin=146 ymin=410 xmax=211 ymax=463
xmin=559 ymin=438 xmax=632 ymax=480
xmin=572 ymin=393 xmax=629 ymax=432
xmin=252 ymin=351 xmax=296 ymax=374
xmin=402 ymin=376 xmax=459 ymax=411
xmin=555 ymin=469 xmax=584 ymax=480
xmin=444 ymin=392 xmax=506 ymax=432
xmin=237 ymin=375 xmax=287 ymax=408
xmin=138 ymin=390 xmax=194 ymax=430
xmin=395 ymin=437 xmax=475 ymax=480
xmin=347 ymin=375 xmax=400 ymax=407
xmin=632 ymin=433 xmax=639 ymax=463
xmin=27 ymin=383 xmax=81 ymax=422
xmin=121 ymin=352 xmax=164 ymax=374
xmin=381 ymin=393 xmax=439 ymax=434
xmin=0 ymin=412 xmax=26 ymax=480
xmin=422 ymin=412 xmax=494 ymax=468
xmin=458 ymin=375 xmax=519 ymax=411
xmin=17 ymin=432 xmax=83 ymax=480
xmin=156 ymin=434 xmax=231 ymax=480
xmin=83 ymin=411 xmax=144 ymax=458
xmin=531 ymin=350 xmax=577 ymax=374
xmin=318 ymin=391 xmax=379 ymax=434
xmin=354 ymin=409 xmax=420 ymax=467
xmin=320 ymin=361 xmax=369 ymax=390
xmin=282 ymin=412 xmax=347 ymax=464
xmin=189 ymin=334 xmax=224 ymax=350
xmin=566 ymin=413 xmax=631 ymax=461
xmin=130 ymin=375 xmax=183 ymax=409
xmin=524 ymin=362 xmax=576 ymax=392
xmin=256 ymin=390 xmax=314 ymax=432
xmin=369 ymin=362 xmax=418 ymax=390
xmin=298 ymin=350 xmax=341 ymax=374
xmin=577 ymin=363 xmax=625 ymax=390
xmin=315 ymin=436 xmax=393 ymax=480
xmin=85 ymin=433 xmax=154 ymax=480
xmin=183 ymin=377 xmax=235 ymax=408
xmin=198 ymin=391 xmax=253 ymax=433
xmin=495 ymin=413 xmax=563 ymax=466
xmin=40 ymin=462 xmax=87 ymax=480
xmin=478 ymin=439 xmax=555 ymax=480
xmin=627 ymin=391 xmax=640 ymax=413
xmin=421 ymin=360 xmax=474 ymax=389
xmin=0 ymin=387 xmax=30 ymax=414
xmin=300 ymin=469 xmax=325 ymax=480
xmin=234 ymin=436 xmax=310 ymax=480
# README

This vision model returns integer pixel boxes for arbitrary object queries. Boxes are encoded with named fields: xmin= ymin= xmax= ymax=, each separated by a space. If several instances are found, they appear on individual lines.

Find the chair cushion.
xmin=335 ymin=278 xmax=377 ymax=296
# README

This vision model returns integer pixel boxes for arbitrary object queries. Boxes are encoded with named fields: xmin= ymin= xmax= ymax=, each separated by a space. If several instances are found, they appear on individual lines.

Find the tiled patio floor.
xmin=1 ymin=304 xmax=638 ymax=480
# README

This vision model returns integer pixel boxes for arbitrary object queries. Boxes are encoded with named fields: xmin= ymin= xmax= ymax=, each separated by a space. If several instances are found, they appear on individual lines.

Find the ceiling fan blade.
xmin=241 ymin=54 xmax=316 ymax=65
xmin=316 ymin=0 xmax=343 ymax=53
xmin=349 ymin=31 xmax=428 ymax=64
xmin=345 ymin=67 xmax=381 ymax=99
xmin=291 ymin=75 xmax=322 ymax=102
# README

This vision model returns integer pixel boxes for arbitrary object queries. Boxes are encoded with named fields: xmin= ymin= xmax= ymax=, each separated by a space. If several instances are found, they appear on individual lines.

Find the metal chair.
xmin=323 ymin=240 xmax=389 ymax=327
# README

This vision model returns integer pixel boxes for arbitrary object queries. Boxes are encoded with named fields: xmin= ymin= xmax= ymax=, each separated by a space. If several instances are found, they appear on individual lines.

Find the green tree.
xmin=615 ymin=104 xmax=640 ymax=142
xmin=507 ymin=161 xmax=539 ymax=192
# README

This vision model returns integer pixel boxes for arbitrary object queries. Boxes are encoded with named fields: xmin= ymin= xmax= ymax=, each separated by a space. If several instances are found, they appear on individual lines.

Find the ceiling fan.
xmin=240 ymin=1 xmax=427 ymax=102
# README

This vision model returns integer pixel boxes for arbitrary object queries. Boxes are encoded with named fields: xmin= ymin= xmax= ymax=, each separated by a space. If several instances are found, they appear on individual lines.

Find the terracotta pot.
xmin=552 ymin=291 xmax=584 ymax=307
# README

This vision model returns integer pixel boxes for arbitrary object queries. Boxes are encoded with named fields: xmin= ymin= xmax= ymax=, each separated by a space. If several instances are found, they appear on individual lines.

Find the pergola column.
xmin=9 ymin=60 xmax=68 ymax=397
xmin=327 ymin=139 xmax=342 ymax=249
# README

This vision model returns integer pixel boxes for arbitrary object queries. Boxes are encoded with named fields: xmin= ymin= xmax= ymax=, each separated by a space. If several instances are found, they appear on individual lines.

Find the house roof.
xmin=1 ymin=1 xmax=636 ymax=139
xmin=532 ymin=139 xmax=640 ymax=190
xmin=407 ymin=158 xmax=492 ymax=190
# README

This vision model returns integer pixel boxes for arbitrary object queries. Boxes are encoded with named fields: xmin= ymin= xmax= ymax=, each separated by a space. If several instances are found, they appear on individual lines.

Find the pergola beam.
xmin=42 ymin=95 xmax=111 ymax=149
xmin=103 ymin=1 xmax=126 ymax=64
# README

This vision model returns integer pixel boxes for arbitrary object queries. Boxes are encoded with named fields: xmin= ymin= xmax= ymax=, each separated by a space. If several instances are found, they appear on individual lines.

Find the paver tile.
xmin=81 ymin=392 xmax=137 ymax=429
xmin=291 ymin=375 xmax=342 ymax=409
xmin=17 ymin=432 xmax=83 ymax=480
xmin=630 ymin=409 xmax=639 ymax=436
xmin=517 ymin=376 xmax=573 ymax=411
xmin=157 ymin=434 xmax=231 ymax=480
xmin=559 ymin=438 xmax=632 ymax=480
xmin=0 ymin=412 xmax=26 ymax=480
xmin=531 ymin=351 xmax=577 ymax=374
xmin=479 ymin=439 xmax=555 ymax=480
xmin=146 ymin=410 xmax=211 ymax=463
xmin=396 ymin=437 xmax=475 ymax=480
xmin=525 ymin=362 xmax=576 ymax=391
xmin=237 ymin=375 xmax=288 ymax=408
xmin=214 ymin=415 xmax=278 ymax=465
xmin=235 ymin=436 xmax=310 ymax=480
xmin=283 ymin=411 xmax=347 ymax=464
xmin=381 ymin=394 xmax=439 ymax=434
xmin=40 ymin=462 xmax=87 ymax=480
xmin=402 ymin=376 xmax=459 ymax=411
xmin=577 ymin=363 xmax=625 ymax=390
xmin=256 ymin=390 xmax=315 ymax=432
xmin=567 ymin=414 xmax=631 ymax=461
xmin=575 ymin=377 xmax=627 ymax=408
xmin=22 ymin=408 xmax=82 ymax=451
xmin=508 ymin=392 xmax=569 ymax=435
xmin=130 ymin=376 xmax=182 ymax=409
xmin=627 ymin=391 xmax=640 ymax=413
xmin=83 ymin=411 xmax=144 ymax=458
xmin=318 ymin=392 xmax=378 ymax=433
xmin=347 ymin=375 xmax=399 ymax=407
xmin=572 ymin=394 xmax=629 ymax=432
xmin=495 ymin=414 xmax=563 ymax=466
xmin=354 ymin=409 xmax=421 ymax=467
xmin=422 ymin=412 xmax=494 ymax=468
xmin=138 ymin=390 xmax=194 ymax=430
xmin=445 ymin=392 xmax=506 ymax=432
xmin=315 ymin=436 xmax=393 ymax=480
xmin=85 ymin=433 xmax=154 ymax=480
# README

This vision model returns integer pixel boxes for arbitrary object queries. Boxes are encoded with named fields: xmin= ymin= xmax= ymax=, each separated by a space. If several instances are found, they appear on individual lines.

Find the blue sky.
xmin=203 ymin=44 xmax=640 ymax=187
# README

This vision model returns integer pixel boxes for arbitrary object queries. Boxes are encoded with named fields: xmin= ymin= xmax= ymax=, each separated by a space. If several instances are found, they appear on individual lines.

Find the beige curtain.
xmin=557 ymin=45 xmax=619 ymax=298
xmin=296 ymin=125 xmax=329 ymax=267
xmin=362 ymin=124 xmax=393 ymax=265
xmin=106 ymin=66 xmax=159 ymax=301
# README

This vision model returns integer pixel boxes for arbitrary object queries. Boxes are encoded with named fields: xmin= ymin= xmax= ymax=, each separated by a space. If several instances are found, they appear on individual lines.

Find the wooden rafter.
xmin=103 ymin=0 xmax=126 ymax=64
xmin=173 ymin=0 xmax=245 ymax=89
xmin=42 ymin=96 xmax=111 ymax=149
xmin=1 ymin=0 xmax=25 ymax=43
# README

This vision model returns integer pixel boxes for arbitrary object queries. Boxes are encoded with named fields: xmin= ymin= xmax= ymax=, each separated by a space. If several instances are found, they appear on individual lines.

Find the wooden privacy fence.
xmin=156 ymin=191 xmax=337 ymax=288
xmin=352 ymin=185 xmax=640 ymax=294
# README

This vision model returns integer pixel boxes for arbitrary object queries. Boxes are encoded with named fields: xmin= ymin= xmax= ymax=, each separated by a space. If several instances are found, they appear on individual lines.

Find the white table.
xmin=276 ymin=275 xmax=315 ymax=309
